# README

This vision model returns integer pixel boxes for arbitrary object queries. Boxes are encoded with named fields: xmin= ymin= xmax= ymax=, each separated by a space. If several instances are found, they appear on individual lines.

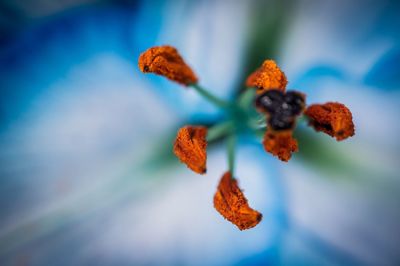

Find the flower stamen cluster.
xmin=138 ymin=45 xmax=355 ymax=230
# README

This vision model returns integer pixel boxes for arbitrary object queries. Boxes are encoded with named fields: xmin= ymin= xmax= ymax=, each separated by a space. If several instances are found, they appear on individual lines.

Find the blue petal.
xmin=364 ymin=48 xmax=400 ymax=91
xmin=291 ymin=64 xmax=347 ymax=91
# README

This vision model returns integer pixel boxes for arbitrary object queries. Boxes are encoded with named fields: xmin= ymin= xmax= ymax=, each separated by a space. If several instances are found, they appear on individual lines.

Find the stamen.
xmin=190 ymin=83 xmax=230 ymax=108
xmin=227 ymin=134 xmax=236 ymax=177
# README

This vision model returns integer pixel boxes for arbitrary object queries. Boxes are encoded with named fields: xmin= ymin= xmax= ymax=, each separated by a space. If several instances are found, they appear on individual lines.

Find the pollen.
xmin=138 ymin=45 xmax=198 ymax=86
xmin=213 ymin=172 xmax=262 ymax=230
xmin=173 ymin=126 xmax=207 ymax=174
xmin=263 ymin=129 xmax=298 ymax=162
xmin=305 ymin=102 xmax=355 ymax=141
xmin=246 ymin=60 xmax=288 ymax=93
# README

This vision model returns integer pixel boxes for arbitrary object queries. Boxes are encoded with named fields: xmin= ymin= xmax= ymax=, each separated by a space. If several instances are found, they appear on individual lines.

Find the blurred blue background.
xmin=1 ymin=0 xmax=400 ymax=265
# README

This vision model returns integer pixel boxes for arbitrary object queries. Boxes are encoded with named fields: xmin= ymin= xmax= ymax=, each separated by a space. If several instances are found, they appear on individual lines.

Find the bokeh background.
xmin=1 ymin=0 xmax=400 ymax=265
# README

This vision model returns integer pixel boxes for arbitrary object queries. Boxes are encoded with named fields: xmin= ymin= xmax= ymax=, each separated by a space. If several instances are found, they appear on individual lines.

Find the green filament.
xmin=190 ymin=83 xmax=260 ymax=177
xmin=190 ymin=83 xmax=230 ymax=108
xmin=206 ymin=121 xmax=234 ymax=142
xmin=227 ymin=133 xmax=236 ymax=176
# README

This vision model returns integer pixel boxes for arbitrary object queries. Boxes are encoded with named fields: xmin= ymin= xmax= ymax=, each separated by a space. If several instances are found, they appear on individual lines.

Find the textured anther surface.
xmin=246 ymin=60 xmax=288 ymax=93
xmin=214 ymin=172 xmax=262 ymax=230
xmin=263 ymin=129 xmax=299 ymax=162
xmin=138 ymin=45 xmax=198 ymax=85
xmin=305 ymin=102 xmax=355 ymax=141
xmin=173 ymin=126 xmax=207 ymax=174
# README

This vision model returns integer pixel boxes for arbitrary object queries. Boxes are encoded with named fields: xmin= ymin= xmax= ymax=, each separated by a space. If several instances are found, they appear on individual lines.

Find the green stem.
xmin=206 ymin=121 xmax=234 ymax=142
xmin=227 ymin=133 xmax=236 ymax=176
xmin=248 ymin=116 xmax=266 ymax=131
xmin=237 ymin=88 xmax=256 ymax=111
xmin=190 ymin=83 xmax=230 ymax=108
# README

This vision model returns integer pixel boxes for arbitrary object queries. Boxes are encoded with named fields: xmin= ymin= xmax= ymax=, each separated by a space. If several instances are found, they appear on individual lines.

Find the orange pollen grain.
xmin=246 ymin=60 xmax=288 ymax=94
xmin=213 ymin=171 xmax=262 ymax=230
xmin=263 ymin=129 xmax=298 ymax=162
xmin=173 ymin=126 xmax=207 ymax=174
xmin=305 ymin=102 xmax=355 ymax=141
xmin=138 ymin=45 xmax=198 ymax=86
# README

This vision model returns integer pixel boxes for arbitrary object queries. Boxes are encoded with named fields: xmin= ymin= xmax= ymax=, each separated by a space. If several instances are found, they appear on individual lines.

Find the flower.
xmin=138 ymin=45 xmax=198 ymax=85
xmin=263 ymin=129 xmax=298 ymax=162
xmin=213 ymin=172 xmax=262 ymax=230
xmin=305 ymin=102 xmax=355 ymax=141
xmin=173 ymin=126 xmax=207 ymax=174
xmin=139 ymin=46 xmax=355 ymax=230
xmin=246 ymin=60 xmax=288 ymax=93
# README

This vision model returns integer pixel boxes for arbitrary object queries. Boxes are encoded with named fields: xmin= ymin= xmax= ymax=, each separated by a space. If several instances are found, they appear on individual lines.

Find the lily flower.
xmin=139 ymin=46 xmax=355 ymax=229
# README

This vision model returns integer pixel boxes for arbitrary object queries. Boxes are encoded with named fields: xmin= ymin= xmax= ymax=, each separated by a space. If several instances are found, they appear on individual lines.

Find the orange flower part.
xmin=246 ymin=60 xmax=288 ymax=93
xmin=305 ymin=102 xmax=355 ymax=141
xmin=263 ymin=129 xmax=298 ymax=162
xmin=213 ymin=171 xmax=262 ymax=230
xmin=173 ymin=126 xmax=207 ymax=174
xmin=138 ymin=45 xmax=198 ymax=86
